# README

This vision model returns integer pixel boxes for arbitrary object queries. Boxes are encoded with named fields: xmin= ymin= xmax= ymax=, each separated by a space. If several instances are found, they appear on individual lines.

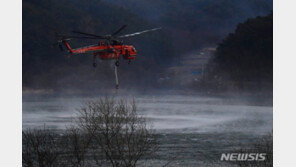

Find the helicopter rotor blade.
xmin=112 ymin=25 xmax=127 ymax=36
xmin=72 ymin=30 xmax=106 ymax=39
xmin=56 ymin=35 xmax=100 ymax=39
xmin=117 ymin=27 xmax=161 ymax=38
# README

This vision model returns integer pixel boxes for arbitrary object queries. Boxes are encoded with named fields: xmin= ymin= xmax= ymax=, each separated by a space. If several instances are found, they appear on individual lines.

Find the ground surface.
xmin=23 ymin=95 xmax=272 ymax=166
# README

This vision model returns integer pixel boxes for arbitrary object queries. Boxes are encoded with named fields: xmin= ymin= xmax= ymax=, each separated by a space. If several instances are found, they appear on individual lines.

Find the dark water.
xmin=23 ymin=95 xmax=272 ymax=166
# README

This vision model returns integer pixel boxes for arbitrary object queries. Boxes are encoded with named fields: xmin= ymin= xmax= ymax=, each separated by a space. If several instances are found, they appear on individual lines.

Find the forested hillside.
xmin=203 ymin=13 xmax=273 ymax=93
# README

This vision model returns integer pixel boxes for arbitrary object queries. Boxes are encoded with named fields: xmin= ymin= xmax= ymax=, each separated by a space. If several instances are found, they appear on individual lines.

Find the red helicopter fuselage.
xmin=54 ymin=26 xmax=161 ymax=89
xmin=63 ymin=40 xmax=137 ymax=60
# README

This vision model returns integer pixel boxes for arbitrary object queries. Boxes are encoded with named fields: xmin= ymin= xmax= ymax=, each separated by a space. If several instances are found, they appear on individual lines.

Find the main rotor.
xmin=57 ymin=25 xmax=161 ymax=43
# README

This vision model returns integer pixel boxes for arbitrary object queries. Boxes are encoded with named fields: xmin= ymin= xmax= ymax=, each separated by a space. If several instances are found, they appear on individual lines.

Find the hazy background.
xmin=23 ymin=0 xmax=273 ymax=99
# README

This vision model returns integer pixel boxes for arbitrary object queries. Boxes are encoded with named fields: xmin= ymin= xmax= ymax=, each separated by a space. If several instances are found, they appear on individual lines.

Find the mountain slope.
xmin=204 ymin=13 xmax=273 ymax=92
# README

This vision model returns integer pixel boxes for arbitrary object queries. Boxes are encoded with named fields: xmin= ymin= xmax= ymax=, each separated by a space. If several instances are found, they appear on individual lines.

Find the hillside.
xmin=203 ymin=13 xmax=273 ymax=93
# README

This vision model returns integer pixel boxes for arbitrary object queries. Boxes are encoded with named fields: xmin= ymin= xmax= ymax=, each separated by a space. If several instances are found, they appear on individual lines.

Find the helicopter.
xmin=54 ymin=25 xmax=161 ymax=89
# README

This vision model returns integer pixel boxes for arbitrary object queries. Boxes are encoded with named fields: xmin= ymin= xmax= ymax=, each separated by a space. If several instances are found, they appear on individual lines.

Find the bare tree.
xmin=60 ymin=126 xmax=93 ymax=167
xmin=77 ymin=98 xmax=158 ymax=167
xmin=22 ymin=128 xmax=60 ymax=167
xmin=23 ymin=98 xmax=158 ymax=167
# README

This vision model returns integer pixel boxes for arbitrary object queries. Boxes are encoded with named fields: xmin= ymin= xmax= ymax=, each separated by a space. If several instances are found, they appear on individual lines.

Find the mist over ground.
xmin=23 ymin=95 xmax=272 ymax=166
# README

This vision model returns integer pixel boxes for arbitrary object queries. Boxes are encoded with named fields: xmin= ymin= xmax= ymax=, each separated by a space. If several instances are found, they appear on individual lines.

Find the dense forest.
xmin=203 ymin=13 xmax=273 ymax=94
xmin=23 ymin=0 xmax=272 ymax=94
